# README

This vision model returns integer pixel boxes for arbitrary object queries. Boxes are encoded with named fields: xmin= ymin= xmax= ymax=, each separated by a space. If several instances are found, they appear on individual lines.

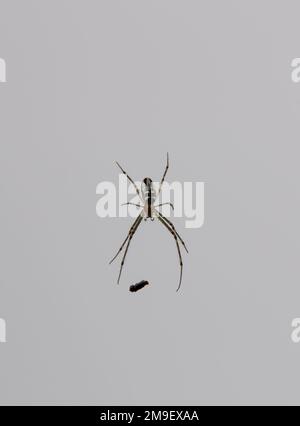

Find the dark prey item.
xmin=129 ymin=280 xmax=149 ymax=293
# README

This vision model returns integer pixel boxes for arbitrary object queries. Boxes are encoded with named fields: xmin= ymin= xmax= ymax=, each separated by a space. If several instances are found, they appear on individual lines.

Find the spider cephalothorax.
xmin=110 ymin=154 xmax=188 ymax=291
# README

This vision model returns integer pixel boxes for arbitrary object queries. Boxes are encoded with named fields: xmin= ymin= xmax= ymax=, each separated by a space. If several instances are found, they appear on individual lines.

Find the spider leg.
xmin=115 ymin=161 xmax=143 ymax=202
xmin=157 ymin=214 xmax=183 ymax=292
xmin=109 ymin=213 xmax=142 ymax=265
xmin=117 ymin=215 xmax=143 ymax=284
xmin=156 ymin=153 xmax=169 ymax=199
xmin=155 ymin=202 xmax=174 ymax=211
xmin=156 ymin=211 xmax=188 ymax=253
xmin=122 ymin=202 xmax=143 ymax=208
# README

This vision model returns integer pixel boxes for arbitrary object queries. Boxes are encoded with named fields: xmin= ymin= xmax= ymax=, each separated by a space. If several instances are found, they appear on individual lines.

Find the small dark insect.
xmin=129 ymin=280 xmax=149 ymax=293
xmin=110 ymin=153 xmax=188 ymax=291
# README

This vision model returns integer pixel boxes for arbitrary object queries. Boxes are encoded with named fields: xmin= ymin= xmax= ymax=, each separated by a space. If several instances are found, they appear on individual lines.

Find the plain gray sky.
xmin=0 ymin=0 xmax=300 ymax=405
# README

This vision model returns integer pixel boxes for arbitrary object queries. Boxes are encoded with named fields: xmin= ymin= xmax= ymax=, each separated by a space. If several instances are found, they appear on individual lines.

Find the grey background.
xmin=0 ymin=0 xmax=300 ymax=405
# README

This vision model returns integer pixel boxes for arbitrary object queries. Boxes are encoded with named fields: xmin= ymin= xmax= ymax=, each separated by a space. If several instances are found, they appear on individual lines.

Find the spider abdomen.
xmin=142 ymin=177 xmax=156 ymax=218
xmin=143 ymin=190 xmax=156 ymax=204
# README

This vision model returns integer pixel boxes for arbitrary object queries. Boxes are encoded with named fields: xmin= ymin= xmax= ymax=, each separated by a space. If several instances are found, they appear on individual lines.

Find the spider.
xmin=109 ymin=153 xmax=188 ymax=292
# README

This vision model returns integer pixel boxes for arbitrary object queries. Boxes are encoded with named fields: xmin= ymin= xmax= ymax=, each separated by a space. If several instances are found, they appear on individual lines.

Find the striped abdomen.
xmin=142 ymin=178 xmax=156 ymax=218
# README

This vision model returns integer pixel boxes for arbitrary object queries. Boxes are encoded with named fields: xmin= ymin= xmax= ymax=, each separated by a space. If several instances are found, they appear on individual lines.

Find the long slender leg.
xmin=156 ymin=153 xmax=169 ymax=199
xmin=155 ymin=202 xmax=174 ymax=210
xmin=156 ymin=210 xmax=188 ymax=253
xmin=122 ymin=202 xmax=143 ymax=208
xmin=109 ymin=213 xmax=142 ymax=265
xmin=115 ymin=161 xmax=143 ymax=202
xmin=157 ymin=215 xmax=183 ymax=292
xmin=117 ymin=215 xmax=143 ymax=284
